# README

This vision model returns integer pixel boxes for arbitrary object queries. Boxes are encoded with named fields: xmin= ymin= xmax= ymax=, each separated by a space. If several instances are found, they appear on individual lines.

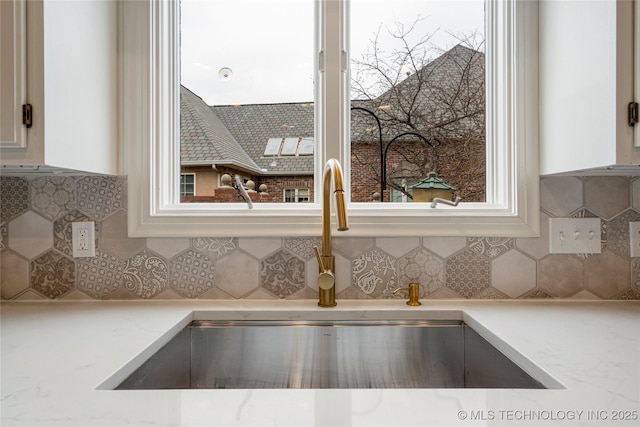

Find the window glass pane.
xmin=180 ymin=0 xmax=314 ymax=203
xmin=284 ymin=188 xmax=310 ymax=203
xmin=350 ymin=0 xmax=485 ymax=203
xmin=264 ymin=138 xmax=282 ymax=156
xmin=298 ymin=137 xmax=314 ymax=155
xmin=180 ymin=174 xmax=195 ymax=196
xmin=281 ymin=137 xmax=299 ymax=156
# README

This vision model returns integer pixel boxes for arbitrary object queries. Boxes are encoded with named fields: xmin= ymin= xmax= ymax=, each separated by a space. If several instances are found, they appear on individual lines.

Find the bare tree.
xmin=350 ymin=20 xmax=486 ymax=202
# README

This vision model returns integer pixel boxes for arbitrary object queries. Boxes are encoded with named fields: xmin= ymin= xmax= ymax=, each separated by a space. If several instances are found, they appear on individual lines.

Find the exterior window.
xmin=180 ymin=173 xmax=195 ymax=196
xmin=123 ymin=0 xmax=539 ymax=237
xmin=284 ymin=188 xmax=310 ymax=203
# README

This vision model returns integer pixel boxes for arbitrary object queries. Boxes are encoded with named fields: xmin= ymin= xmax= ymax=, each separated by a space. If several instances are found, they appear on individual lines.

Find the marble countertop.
xmin=1 ymin=300 xmax=639 ymax=426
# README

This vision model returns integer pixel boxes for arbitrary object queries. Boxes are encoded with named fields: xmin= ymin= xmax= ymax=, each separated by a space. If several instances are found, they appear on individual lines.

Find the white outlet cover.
xmin=72 ymin=221 xmax=96 ymax=257
xmin=549 ymin=217 xmax=601 ymax=254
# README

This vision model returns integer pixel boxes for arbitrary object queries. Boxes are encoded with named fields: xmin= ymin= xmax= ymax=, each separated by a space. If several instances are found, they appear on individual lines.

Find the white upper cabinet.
xmin=0 ymin=0 xmax=119 ymax=175
xmin=0 ymin=0 xmax=27 ymax=150
xmin=540 ymin=0 xmax=639 ymax=175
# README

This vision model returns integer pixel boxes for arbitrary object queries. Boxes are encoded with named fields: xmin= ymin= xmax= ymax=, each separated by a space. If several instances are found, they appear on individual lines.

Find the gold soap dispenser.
xmin=393 ymin=282 xmax=422 ymax=306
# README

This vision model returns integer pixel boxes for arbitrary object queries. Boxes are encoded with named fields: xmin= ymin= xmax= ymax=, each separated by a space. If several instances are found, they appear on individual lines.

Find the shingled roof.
xmin=180 ymin=45 xmax=483 ymax=176
xmin=180 ymin=86 xmax=263 ymax=174
xmin=213 ymin=102 xmax=315 ymax=175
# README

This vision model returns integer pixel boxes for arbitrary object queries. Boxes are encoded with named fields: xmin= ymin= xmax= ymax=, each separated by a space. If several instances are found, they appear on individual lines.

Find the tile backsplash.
xmin=1 ymin=175 xmax=640 ymax=301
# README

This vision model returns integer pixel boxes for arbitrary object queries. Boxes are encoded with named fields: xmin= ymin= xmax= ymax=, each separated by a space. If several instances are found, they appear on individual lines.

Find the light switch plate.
xmin=549 ymin=218 xmax=601 ymax=254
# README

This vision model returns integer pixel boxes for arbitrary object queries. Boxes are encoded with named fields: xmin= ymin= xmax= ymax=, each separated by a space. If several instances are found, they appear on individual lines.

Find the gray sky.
xmin=180 ymin=0 xmax=484 ymax=106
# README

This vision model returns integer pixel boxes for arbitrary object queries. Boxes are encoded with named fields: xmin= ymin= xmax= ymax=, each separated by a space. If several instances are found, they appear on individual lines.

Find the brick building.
xmin=180 ymin=45 xmax=485 ymax=204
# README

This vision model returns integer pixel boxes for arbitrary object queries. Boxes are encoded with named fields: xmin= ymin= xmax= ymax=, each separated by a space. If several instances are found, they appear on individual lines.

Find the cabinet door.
xmin=0 ymin=0 xmax=27 ymax=149
xmin=540 ymin=0 xmax=637 ymax=174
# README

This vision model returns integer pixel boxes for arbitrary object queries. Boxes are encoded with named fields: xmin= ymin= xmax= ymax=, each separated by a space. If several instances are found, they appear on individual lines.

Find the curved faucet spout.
xmin=317 ymin=159 xmax=348 ymax=307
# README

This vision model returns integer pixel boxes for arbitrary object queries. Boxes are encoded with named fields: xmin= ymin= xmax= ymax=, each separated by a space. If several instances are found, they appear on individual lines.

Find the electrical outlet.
xmin=72 ymin=221 xmax=95 ymax=257
xmin=630 ymin=222 xmax=640 ymax=257
xmin=549 ymin=218 xmax=601 ymax=254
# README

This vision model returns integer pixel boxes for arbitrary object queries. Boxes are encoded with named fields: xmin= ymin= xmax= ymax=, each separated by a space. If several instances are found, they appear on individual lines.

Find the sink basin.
xmin=108 ymin=319 xmax=553 ymax=390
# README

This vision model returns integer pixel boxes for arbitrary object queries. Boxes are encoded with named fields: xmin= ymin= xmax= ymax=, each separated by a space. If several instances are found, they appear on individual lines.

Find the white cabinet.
xmin=0 ymin=0 xmax=119 ymax=175
xmin=0 ymin=0 xmax=27 ymax=150
xmin=539 ymin=0 xmax=639 ymax=175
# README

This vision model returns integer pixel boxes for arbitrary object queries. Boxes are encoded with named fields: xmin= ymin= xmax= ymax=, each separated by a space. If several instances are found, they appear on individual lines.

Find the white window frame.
xmin=122 ymin=0 xmax=539 ymax=238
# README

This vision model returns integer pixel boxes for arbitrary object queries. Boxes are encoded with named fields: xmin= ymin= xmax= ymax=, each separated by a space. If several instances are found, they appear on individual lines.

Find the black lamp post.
xmin=351 ymin=106 xmax=437 ymax=202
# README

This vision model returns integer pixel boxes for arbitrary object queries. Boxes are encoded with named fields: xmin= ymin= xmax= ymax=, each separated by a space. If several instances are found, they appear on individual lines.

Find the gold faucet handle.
xmin=393 ymin=283 xmax=422 ymax=306
xmin=314 ymin=246 xmax=335 ymax=290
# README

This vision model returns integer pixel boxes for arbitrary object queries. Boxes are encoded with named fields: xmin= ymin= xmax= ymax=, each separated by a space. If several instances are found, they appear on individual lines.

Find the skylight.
xmin=281 ymin=137 xmax=299 ymax=155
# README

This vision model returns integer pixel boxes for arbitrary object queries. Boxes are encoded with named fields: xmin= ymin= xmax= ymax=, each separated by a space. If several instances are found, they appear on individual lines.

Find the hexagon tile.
xmin=123 ymin=250 xmax=169 ymax=298
xmin=352 ymin=248 xmax=397 ymax=298
xmin=169 ymin=250 xmax=215 ymax=298
xmin=30 ymin=250 xmax=75 ymax=298
xmin=260 ymin=250 xmax=306 ymax=298
xmin=2 ymin=174 xmax=640 ymax=301
xmin=30 ymin=176 xmax=76 ymax=220
xmin=0 ymin=176 xmax=29 ymax=222
xmin=78 ymin=250 xmax=124 ymax=299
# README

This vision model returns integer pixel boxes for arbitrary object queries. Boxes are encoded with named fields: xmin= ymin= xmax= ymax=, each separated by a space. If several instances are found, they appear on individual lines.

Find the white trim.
xmin=123 ymin=0 xmax=539 ymax=238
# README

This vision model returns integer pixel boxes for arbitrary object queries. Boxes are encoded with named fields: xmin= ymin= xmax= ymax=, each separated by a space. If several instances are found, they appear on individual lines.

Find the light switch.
xmin=549 ymin=218 xmax=601 ymax=254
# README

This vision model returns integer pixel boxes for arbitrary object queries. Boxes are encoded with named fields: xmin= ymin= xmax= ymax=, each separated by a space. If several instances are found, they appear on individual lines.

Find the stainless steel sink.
xmin=111 ymin=319 xmax=550 ymax=390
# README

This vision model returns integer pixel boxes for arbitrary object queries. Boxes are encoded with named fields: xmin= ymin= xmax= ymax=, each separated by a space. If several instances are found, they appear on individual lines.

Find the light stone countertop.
xmin=1 ymin=300 xmax=639 ymax=427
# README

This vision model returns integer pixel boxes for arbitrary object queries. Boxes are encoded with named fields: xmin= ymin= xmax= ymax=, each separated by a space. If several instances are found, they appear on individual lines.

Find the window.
xmin=284 ymin=188 xmax=311 ymax=203
xmin=281 ymin=138 xmax=300 ymax=156
xmin=299 ymin=137 xmax=314 ymax=155
xmin=264 ymin=138 xmax=283 ymax=156
xmin=180 ymin=173 xmax=195 ymax=196
xmin=122 ymin=0 xmax=539 ymax=237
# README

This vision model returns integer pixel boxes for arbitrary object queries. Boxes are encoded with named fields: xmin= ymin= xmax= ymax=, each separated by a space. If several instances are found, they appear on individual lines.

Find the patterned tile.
xmin=30 ymin=250 xmax=75 ymax=298
xmin=398 ymin=248 xmax=444 ymax=294
xmin=633 ymin=258 xmax=640 ymax=292
xmin=0 ymin=222 xmax=6 ymax=252
xmin=0 ymin=176 xmax=29 ymax=222
xmin=78 ymin=250 xmax=124 ymax=299
xmin=30 ymin=176 xmax=76 ymax=220
xmin=445 ymin=248 xmax=490 ymax=298
xmin=604 ymin=209 xmax=640 ymax=258
xmin=616 ymin=289 xmax=640 ymax=300
xmin=123 ymin=250 xmax=169 ymax=298
xmin=474 ymin=287 xmax=509 ymax=299
xmin=260 ymin=249 xmax=305 ymax=298
xmin=468 ymin=237 xmax=514 ymax=259
xmin=283 ymin=237 xmax=321 ymax=260
xmin=522 ymin=289 xmax=553 ymax=299
xmin=53 ymin=210 xmax=93 ymax=257
xmin=77 ymin=176 xmax=124 ymax=220
xmin=192 ymin=237 xmax=237 ymax=259
xmin=169 ymin=250 xmax=215 ymax=298
xmin=352 ymin=249 xmax=397 ymax=297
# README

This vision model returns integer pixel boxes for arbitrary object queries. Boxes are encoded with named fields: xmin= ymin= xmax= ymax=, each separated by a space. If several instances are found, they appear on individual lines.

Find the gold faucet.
xmin=314 ymin=159 xmax=348 ymax=307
